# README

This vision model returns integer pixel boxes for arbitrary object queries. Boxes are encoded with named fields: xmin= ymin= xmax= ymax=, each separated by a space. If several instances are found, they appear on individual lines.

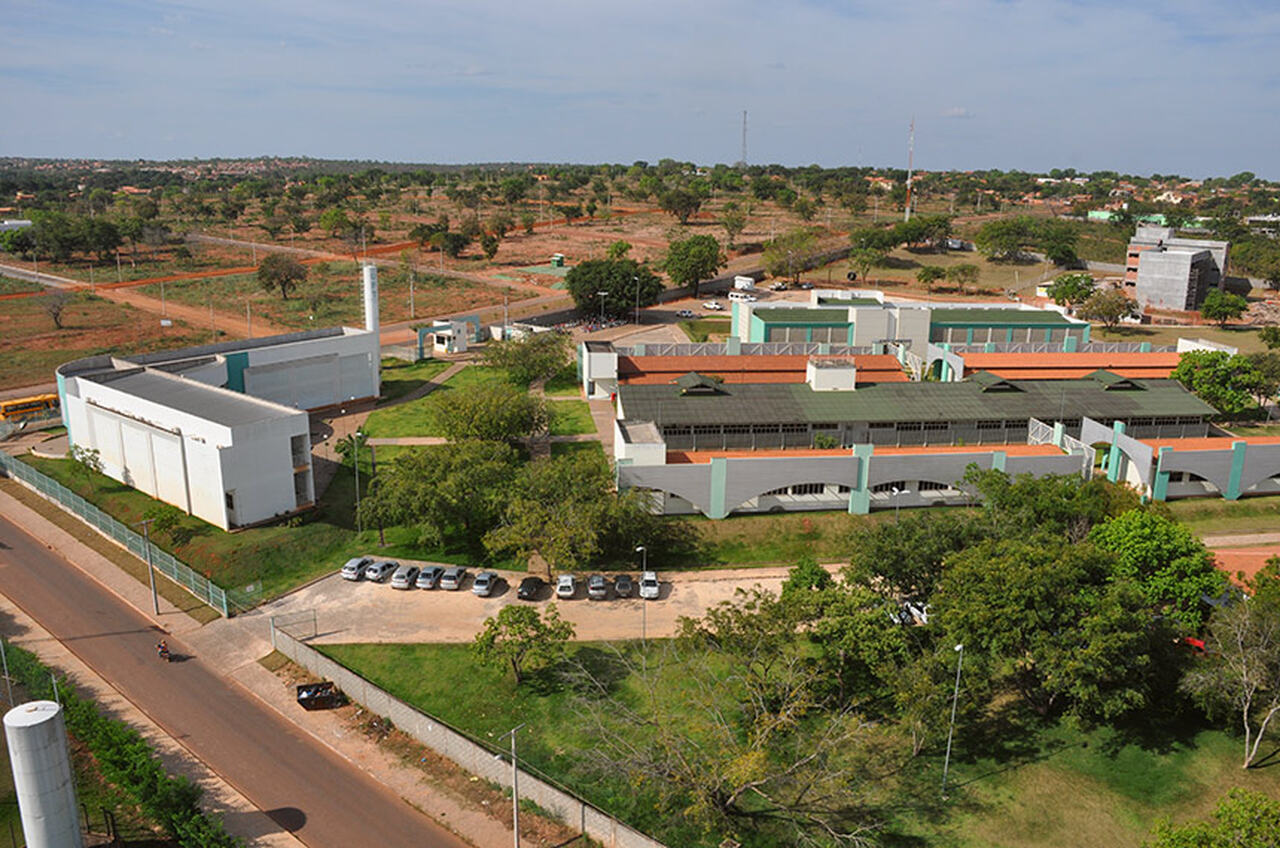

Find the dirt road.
xmin=0 ymin=512 xmax=470 ymax=848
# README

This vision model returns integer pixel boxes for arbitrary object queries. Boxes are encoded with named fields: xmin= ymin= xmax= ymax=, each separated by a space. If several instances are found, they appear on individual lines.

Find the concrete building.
xmin=54 ymin=267 xmax=382 ymax=530
xmin=1125 ymin=226 xmax=1230 ymax=311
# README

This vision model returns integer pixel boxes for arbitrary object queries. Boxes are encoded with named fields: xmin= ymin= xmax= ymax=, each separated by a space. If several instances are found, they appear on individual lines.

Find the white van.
xmin=728 ymin=290 xmax=757 ymax=303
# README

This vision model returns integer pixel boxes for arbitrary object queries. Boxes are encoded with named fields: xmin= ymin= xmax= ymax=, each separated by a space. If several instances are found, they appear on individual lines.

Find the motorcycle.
xmin=156 ymin=643 xmax=171 ymax=662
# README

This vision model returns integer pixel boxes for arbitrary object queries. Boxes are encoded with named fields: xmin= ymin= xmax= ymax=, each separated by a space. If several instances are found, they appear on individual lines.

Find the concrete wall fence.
xmin=271 ymin=626 xmax=667 ymax=848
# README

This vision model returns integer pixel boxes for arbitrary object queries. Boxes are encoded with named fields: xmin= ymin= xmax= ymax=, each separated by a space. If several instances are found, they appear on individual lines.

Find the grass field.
xmin=547 ymin=400 xmax=595 ymax=436
xmin=1166 ymin=494 xmax=1280 ymax=537
xmin=1091 ymin=324 xmax=1270 ymax=355
xmin=542 ymin=363 xmax=581 ymax=397
xmin=322 ymin=640 xmax=1280 ymax=848
xmin=377 ymin=357 xmax=451 ymax=403
xmin=678 ymin=318 xmax=731 ymax=342
xmin=550 ymin=441 xmax=606 ymax=461
xmin=0 ymin=276 xmax=43 ymax=295
xmin=361 ymin=365 xmax=512 ymax=438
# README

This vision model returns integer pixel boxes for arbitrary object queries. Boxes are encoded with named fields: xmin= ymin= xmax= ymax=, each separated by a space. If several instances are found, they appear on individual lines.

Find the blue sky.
xmin=3 ymin=0 xmax=1278 ymax=177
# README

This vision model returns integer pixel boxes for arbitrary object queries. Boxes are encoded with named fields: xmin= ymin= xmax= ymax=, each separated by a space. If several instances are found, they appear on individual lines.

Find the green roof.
xmin=929 ymin=307 xmax=1072 ymax=326
xmin=753 ymin=308 xmax=852 ymax=324
xmin=816 ymin=297 xmax=882 ymax=306
xmin=618 ymin=378 xmax=1216 ymax=427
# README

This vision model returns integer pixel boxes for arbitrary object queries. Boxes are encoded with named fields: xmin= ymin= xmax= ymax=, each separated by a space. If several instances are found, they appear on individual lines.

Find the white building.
xmin=55 ymin=266 xmax=383 ymax=529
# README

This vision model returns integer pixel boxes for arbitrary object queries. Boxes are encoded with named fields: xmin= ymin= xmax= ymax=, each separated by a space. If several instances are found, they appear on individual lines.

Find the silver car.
xmin=472 ymin=571 xmax=499 ymax=597
xmin=439 ymin=567 xmax=467 ymax=591
xmin=340 ymin=556 xmax=373 ymax=581
xmin=587 ymin=574 xmax=609 ymax=600
xmin=390 ymin=564 xmax=420 ymax=589
xmin=415 ymin=565 xmax=444 ymax=589
xmin=364 ymin=560 xmax=397 ymax=582
xmin=639 ymin=571 xmax=661 ymax=600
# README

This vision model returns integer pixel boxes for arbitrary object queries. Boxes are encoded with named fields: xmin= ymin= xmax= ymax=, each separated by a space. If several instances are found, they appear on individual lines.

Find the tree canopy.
xmin=1077 ymin=288 xmax=1138 ymax=329
xmin=481 ymin=331 xmax=570 ymax=386
xmin=663 ymin=234 xmax=725 ymax=299
xmin=1199 ymin=288 xmax=1248 ymax=328
xmin=256 ymin=252 xmax=307 ymax=300
xmin=473 ymin=604 xmax=575 ymax=684
xmin=430 ymin=382 xmax=547 ymax=443
xmin=564 ymin=258 xmax=663 ymax=319
xmin=763 ymin=229 xmax=821 ymax=283
xmin=1047 ymin=272 xmax=1096 ymax=307
xmin=1171 ymin=350 xmax=1267 ymax=416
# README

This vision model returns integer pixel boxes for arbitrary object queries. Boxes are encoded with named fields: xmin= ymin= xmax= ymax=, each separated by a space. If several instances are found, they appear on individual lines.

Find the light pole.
xmin=941 ymin=643 xmax=964 ymax=798
xmin=596 ymin=290 xmax=608 ymax=326
xmin=633 ymin=275 xmax=640 ymax=326
xmin=343 ymin=431 xmax=366 ymax=534
xmin=636 ymin=545 xmax=647 ymax=645
xmin=890 ymin=486 xmax=904 ymax=523
xmin=497 ymin=723 xmax=526 ymax=848
xmin=134 ymin=518 xmax=160 ymax=615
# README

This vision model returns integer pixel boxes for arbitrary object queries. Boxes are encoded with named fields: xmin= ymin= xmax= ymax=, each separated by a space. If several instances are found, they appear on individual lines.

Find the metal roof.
xmin=753 ymin=308 xmax=853 ymax=324
xmin=620 ymin=377 xmax=1216 ymax=427
xmin=929 ymin=307 xmax=1073 ymax=326
xmin=85 ymin=369 xmax=302 ymax=428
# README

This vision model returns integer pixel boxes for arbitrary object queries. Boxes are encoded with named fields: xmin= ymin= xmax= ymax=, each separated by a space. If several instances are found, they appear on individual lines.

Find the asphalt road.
xmin=0 ymin=512 xmax=470 ymax=848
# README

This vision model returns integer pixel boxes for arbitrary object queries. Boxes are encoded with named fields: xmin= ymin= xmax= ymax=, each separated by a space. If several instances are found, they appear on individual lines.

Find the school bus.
xmin=0 ymin=393 xmax=59 ymax=422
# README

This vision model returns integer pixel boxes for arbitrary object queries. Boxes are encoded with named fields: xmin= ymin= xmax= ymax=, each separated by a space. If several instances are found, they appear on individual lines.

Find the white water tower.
xmin=361 ymin=263 xmax=380 ymax=337
xmin=4 ymin=700 xmax=83 ymax=848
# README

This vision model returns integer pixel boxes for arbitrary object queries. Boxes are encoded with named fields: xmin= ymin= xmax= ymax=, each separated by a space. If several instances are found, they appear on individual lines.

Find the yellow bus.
xmin=0 ymin=393 xmax=59 ymax=422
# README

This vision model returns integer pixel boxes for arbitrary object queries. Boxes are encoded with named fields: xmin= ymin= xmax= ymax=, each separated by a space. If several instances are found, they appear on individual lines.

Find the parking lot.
xmin=259 ymin=564 xmax=820 ymax=644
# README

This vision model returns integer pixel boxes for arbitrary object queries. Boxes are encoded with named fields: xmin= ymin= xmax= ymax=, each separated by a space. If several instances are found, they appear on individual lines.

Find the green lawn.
xmin=0 ymin=276 xmax=43 ymax=294
xmin=362 ymin=365 xmax=511 ymax=438
xmin=543 ymin=363 xmax=581 ymax=397
xmin=548 ymin=400 xmax=595 ymax=436
xmin=1091 ymin=324 xmax=1270 ymax=355
xmin=377 ymin=357 xmax=451 ymax=403
xmin=679 ymin=318 xmax=731 ymax=343
xmin=670 ymin=508 xmax=896 ymax=568
xmin=322 ymin=640 xmax=1280 ymax=848
xmin=1166 ymin=494 xmax=1280 ymax=537
xmin=550 ymin=441 xmax=605 ymax=462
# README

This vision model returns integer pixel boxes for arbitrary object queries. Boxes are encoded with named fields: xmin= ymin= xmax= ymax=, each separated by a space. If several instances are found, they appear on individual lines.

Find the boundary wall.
xmin=270 ymin=626 xmax=667 ymax=848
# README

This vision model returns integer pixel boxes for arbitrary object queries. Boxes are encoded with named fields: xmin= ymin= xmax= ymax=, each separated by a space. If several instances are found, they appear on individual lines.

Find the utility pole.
xmin=941 ymin=643 xmax=965 ymax=798
xmin=904 ymin=117 xmax=915 ymax=223
xmin=246 ymin=301 xmax=252 ymax=338
xmin=497 ymin=724 xmax=526 ymax=848
xmin=409 ymin=270 xmax=416 ymax=319
xmin=135 ymin=518 xmax=160 ymax=615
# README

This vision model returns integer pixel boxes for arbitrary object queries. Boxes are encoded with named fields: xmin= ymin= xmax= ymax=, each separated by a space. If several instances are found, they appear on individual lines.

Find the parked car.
xmin=340 ymin=556 xmax=374 ymax=581
xmin=676 ymin=309 xmax=696 ymax=318
xmin=556 ymin=574 xmax=577 ymax=599
xmin=415 ymin=565 xmax=444 ymax=589
xmin=587 ymin=574 xmax=609 ymax=600
xmin=797 ymin=281 xmax=814 ymax=290
xmin=639 ymin=571 xmax=661 ymax=600
xmin=364 ymin=560 xmax=397 ymax=582
xmin=770 ymin=281 xmax=788 ymax=291
xmin=472 ymin=571 xmax=499 ymax=597
xmin=390 ymin=564 xmax=420 ymax=590
xmin=613 ymin=573 xmax=634 ymax=598
xmin=702 ymin=300 xmax=723 ymax=311
xmin=439 ymin=566 xmax=468 ymax=591
xmin=517 ymin=576 xmax=544 ymax=601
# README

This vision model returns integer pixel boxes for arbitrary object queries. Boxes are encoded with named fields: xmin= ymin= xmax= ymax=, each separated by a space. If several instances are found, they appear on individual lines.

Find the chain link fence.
xmin=0 ymin=454 xmax=232 ymax=617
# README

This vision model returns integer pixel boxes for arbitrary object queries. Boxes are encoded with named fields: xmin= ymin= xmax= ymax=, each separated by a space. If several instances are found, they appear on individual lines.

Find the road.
xmin=0 ymin=511 xmax=470 ymax=848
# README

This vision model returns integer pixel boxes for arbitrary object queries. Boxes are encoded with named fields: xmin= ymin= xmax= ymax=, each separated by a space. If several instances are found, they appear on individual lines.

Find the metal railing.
xmin=1027 ymin=418 xmax=1055 ymax=445
xmin=0 ymin=453 xmax=232 ymax=617
xmin=0 ymin=408 xmax=63 ymax=441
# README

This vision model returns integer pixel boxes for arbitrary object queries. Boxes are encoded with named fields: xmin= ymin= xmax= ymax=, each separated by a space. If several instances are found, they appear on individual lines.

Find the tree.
xmin=431 ymin=382 xmax=547 ymax=443
xmin=1200 ymin=288 xmax=1248 ymax=328
xmin=519 ymin=212 xmax=536 ymax=235
xmin=1077 ymin=288 xmax=1138 ymax=330
xmin=317 ymin=208 xmax=351 ymax=238
xmin=1089 ymin=509 xmax=1226 ymax=629
xmin=792 ymin=196 xmax=816 ymax=221
xmin=1247 ymin=351 xmax=1280 ymax=406
xmin=719 ymin=202 xmax=747 ymax=248
xmin=1260 ymin=325 xmax=1280 ymax=350
xmin=945 ymin=262 xmax=980 ymax=295
xmin=605 ymin=239 xmax=632 ymax=260
xmin=915 ymin=265 xmax=945 ymax=293
xmin=846 ymin=510 xmax=993 ymax=603
xmin=762 ymin=229 xmax=819 ymax=283
xmin=564 ymin=258 xmax=663 ymax=318
xmin=664 ymin=234 xmax=725 ymax=299
xmin=256 ymin=253 xmax=307 ymax=300
xmin=479 ymin=232 xmax=499 ymax=260
xmin=70 ymin=445 xmax=103 ymax=494
xmin=473 ymin=604 xmax=575 ymax=684
xmin=1036 ymin=219 xmax=1080 ymax=266
xmin=1180 ymin=564 xmax=1280 ymax=768
xmin=1172 ymin=350 xmax=1267 ymax=416
xmin=962 ymin=466 xmax=1138 ymax=543
xmin=1146 ymin=788 xmax=1280 ymax=847
xmin=41 ymin=290 xmax=73 ymax=329
xmin=974 ymin=216 xmax=1034 ymax=260
xmin=431 ymin=231 xmax=471 ymax=258
xmin=482 ymin=331 xmax=570 ymax=386
xmin=848 ymin=248 xmax=886 ymax=286
xmin=358 ymin=441 xmax=518 ymax=547
xmin=658 ymin=187 xmax=703 ymax=224
xmin=1047 ymin=272 xmax=1096 ymax=308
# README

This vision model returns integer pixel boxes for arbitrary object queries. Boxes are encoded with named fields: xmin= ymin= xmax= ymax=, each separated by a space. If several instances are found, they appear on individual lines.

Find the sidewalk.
xmin=0 ymin=486 xmax=536 ymax=848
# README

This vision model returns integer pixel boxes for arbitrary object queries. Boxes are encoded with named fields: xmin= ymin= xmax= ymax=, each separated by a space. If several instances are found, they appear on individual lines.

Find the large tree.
xmin=482 ymin=331 xmax=570 ymax=386
xmin=563 ymin=258 xmax=663 ymax=319
xmin=256 ymin=252 xmax=307 ymax=300
xmin=1147 ymin=789 xmax=1280 ymax=847
xmin=719 ymin=202 xmax=747 ymax=248
xmin=1171 ymin=349 xmax=1267 ymax=416
xmin=663 ymin=234 xmax=725 ymax=299
xmin=1180 ymin=564 xmax=1280 ymax=768
xmin=1200 ymin=288 xmax=1249 ymax=328
xmin=1047 ymin=272 xmax=1096 ymax=308
xmin=1077 ymin=288 xmax=1138 ymax=329
xmin=658 ymin=187 xmax=703 ymax=224
xmin=473 ymin=604 xmax=575 ymax=684
xmin=431 ymin=382 xmax=547 ymax=443
xmin=974 ymin=216 xmax=1035 ymax=261
xmin=763 ymin=228 xmax=820 ymax=283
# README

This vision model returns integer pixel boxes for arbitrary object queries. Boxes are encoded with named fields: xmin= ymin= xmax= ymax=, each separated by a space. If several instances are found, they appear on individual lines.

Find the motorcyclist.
xmin=156 ymin=640 xmax=169 ymax=660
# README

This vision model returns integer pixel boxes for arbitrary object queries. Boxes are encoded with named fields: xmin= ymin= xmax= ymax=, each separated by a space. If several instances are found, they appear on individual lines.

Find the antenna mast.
xmin=904 ymin=117 xmax=915 ymax=222
xmin=739 ymin=110 xmax=748 ymax=167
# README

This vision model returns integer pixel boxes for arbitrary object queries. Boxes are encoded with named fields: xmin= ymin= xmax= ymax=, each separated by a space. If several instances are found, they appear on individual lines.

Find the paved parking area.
xmin=258 ymin=565 xmax=818 ymax=644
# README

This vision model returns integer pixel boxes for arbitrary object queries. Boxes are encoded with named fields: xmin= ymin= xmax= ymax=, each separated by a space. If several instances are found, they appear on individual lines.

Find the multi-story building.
xmin=1125 ymin=226 xmax=1230 ymax=311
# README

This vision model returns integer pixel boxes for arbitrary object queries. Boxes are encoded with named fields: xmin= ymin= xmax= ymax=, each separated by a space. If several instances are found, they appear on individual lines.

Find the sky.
xmin=3 ymin=0 xmax=1279 ymax=178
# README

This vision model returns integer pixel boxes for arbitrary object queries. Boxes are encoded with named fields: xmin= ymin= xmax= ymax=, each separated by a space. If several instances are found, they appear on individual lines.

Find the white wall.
xmin=220 ymin=417 xmax=311 ymax=528
xmin=243 ymin=329 xmax=380 ymax=407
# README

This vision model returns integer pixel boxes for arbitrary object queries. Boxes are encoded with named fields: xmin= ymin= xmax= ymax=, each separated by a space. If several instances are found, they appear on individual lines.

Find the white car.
xmin=472 ymin=571 xmax=499 ymax=597
xmin=389 ymin=564 xmax=420 ymax=590
xmin=556 ymin=574 xmax=577 ymax=599
xmin=340 ymin=556 xmax=373 ymax=581
xmin=363 ymin=560 xmax=397 ymax=582
xmin=702 ymin=301 xmax=723 ymax=311
xmin=639 ymin=571 xmax=661 ymax=600
xmin=676 ymin=309 xmax=696 ymax=318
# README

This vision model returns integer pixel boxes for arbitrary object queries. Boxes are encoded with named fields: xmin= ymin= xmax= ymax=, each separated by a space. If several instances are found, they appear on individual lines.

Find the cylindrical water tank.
xmin=361 ymin=263 xmax=380 ymax=336
xmin=4 ymin=700 xmax=84 ymax=848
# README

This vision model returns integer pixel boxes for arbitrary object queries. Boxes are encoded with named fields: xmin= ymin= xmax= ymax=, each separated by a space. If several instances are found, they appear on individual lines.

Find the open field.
xmin=678 ymin=317 xmax=732 ymax=342
xmin=542 ymin=363 xmax=581 ymax=397
xmin=25 ymin=239 xmax=259 ymax=285
xmin=0 ymin=291 xmax=207 ymax=390
xmin=547 ymin=400 xmax=595 ymax=435
xmin=1166 ymin=493 xmax=1280 ymax=537
xmin=1091 ymin=323 xmax=1270 ymax=354
xmin=322 ymin=639 xmax=1280 ymax=848
xmin=376 ymin=357 xmax=452 ymax=403
xmin=362 ymin=365 xmax=512 ymax=438
xmin=803 ymin=247 xmax=1054 ymax=299
xmin=0 ymin=276 xmax=43 ymax=295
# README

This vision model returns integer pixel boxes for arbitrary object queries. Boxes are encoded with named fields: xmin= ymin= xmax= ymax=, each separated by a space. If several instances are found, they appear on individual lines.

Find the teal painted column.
xmin=1106 ymin=421 xmax=1126 ymax=483
xmin=806 ymin=327 xmax=814 ymax=343
xmin=1225 ymin=440 xmax=1248 ymax=500
xmin=1043 ymin=328 xmax=1053 ymax=343
xmin=984 ymin=341 xmax=995 ymax=352
xmin=1140 ymin=342 xmax=1151 ymax=352
xmin=847 ymin=324 xmax=856 ymax=346
xmin=848 ymin=445 xmax=873 ymax=514
xmin=1064 ymin=335 xmax=1078 ymax=352
xmin=992 ymin=451 xmax=1007 ymax=473
xmin=224 ymin=351 xmax=249 ymax=393
xmin=633 ymin=343 xmax=646 ymax=356
xmin=940 ymin=358 xmax=952 ymax=382
xmin=1052 ymin=421 xmax=1065 ymax=447
xmin=708 ymin=457 xmax=729 ymax=519
xmin=1151 ymin=447 xmax=1172 ymax=501
xmin=730 ymin=301 xmax=741 ymax=339
xmin=727 ymin=336 xmax=741 ymax=355
xmin=1081 ymin=324 xmax=1092 ymax=343
xmin=966 ymin=327 xmax=975 ymax=344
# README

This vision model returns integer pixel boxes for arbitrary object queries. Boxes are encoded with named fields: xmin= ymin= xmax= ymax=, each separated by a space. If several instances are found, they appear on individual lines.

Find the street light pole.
xmin=597 ymin=290 xmax=608 ymax=326
xmin=135 ymin=518 xmax=160 ymax=615
xmin=633 ymin=275 xmax=640 ymax=326
xmin=941 ymin=643 xmax=964 ymax=798
xmin=890 ymin=486 xmax=904 ymax=523
xmin=497 ymin=723 xmax=526 ymax=848
xmin=635 ymin=545 xmax=647 ymax=645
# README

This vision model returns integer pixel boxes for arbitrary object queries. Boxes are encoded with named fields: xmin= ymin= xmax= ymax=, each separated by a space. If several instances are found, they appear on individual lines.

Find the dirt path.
xmin=98 ymin=284 xmax=288 ymax=339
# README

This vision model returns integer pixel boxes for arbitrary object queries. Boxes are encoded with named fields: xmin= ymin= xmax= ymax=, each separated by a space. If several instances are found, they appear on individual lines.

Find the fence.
xmin=0 ymin=408 xmax=63 ymax=442
xmin=616 ymin=341 xmax=872 ymax=357
xmin=0 ymin=453 xmax=232 ymax=617
xmin=270 ymin=624 xmax=667 ymax=848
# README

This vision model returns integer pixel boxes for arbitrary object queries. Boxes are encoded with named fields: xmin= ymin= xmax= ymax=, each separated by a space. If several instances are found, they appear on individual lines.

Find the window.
xmin=918 ymin=480 xmax=951 ymax=491
xmin=662 ymin=425 xmax=689 ymax=437
xmin=790 ymin=483 xmax=825 ymax=496
xmin=869 ymin=422 xmax=895 ymax=430
xmin=1004 ymin=419 xmax=1026 ymax=429
xmin=837 ymin=485 xmax=852 ymax=493
xmin=723 ymin=424 xmax=751 ymax=435
xmin=781 ymin=423 xmax=808 ymax=434
xmin=225 ymin=491 xmax=235 ymax=510
xmin=922 ymin=421 xmax=948 ymax=431
xmin=896 ymin=422 xmax=923 ymax=432
xmin=977 ymin=420 xmax=1004 ymax=430
xmin=872 ymin=481 xmax=906 ymax=494
xmin=693 ymin=425 xmax=721 ymax=435
xmin=1128 ymin=417 xmax=1154 ymax=427
xmin=763 ymin=486 xmax=789 ymax=496
xmin=813 ymin=422 xmax=838 ymax=431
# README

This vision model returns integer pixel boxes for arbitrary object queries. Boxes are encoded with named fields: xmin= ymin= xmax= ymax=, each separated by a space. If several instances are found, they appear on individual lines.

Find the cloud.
xmin=941 ymin=106 xmax=973 ymax=119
